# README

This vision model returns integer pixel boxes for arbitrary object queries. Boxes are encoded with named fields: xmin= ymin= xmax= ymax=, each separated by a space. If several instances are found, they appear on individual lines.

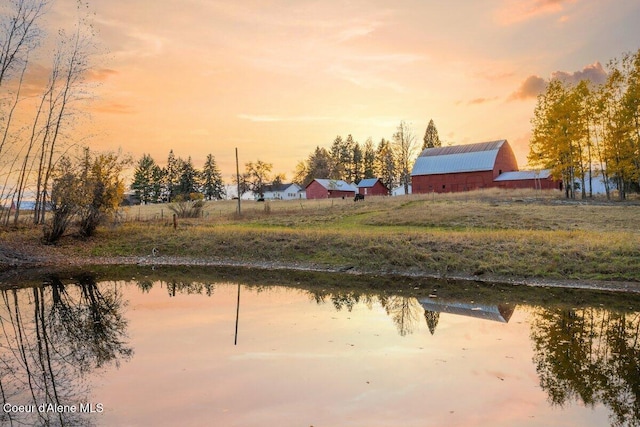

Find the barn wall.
xmin=412 ymin=171 xmax=495 ymax=194
xmin=496 ymin=178 xmax=562 ymax=190
xmin=328 ymin=190 xmax=355 ymax=199
xmin=306 ymin=181 xmax=328 ymax=199
xmin=359 ymin=181 xmax=389 ymax=196
xmin=371 ymin=181 xmax=389 ymax=195
xmin=492 ymin=143 xmax=519 ymax=178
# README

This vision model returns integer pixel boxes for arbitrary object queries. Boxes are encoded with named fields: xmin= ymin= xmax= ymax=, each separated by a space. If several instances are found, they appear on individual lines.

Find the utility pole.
xmin=235 ymin=148 xmax=241 ymax=215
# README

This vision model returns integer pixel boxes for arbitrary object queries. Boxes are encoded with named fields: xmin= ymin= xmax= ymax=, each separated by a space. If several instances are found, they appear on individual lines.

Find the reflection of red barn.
xmin=411 ymin=140 xmax=561 ymax=193
xmin=356 ymin=178 xmax=389 ymax=196
xmin=305 ymin=179 xmax=357 ymax=199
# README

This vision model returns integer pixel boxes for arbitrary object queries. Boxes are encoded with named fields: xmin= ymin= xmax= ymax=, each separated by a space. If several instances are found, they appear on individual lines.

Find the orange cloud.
xmin=496 ymin=0 xmax=579 ymax=25
xmin=91 ymin=102 xmax=135 ymax=114
xmin=85 ymin=68 xmax=118 ymax=82
xmin=509 ymin=75 xmax=547 ymax=100
xmin=468 ymin=97 xmax=499 ymax=105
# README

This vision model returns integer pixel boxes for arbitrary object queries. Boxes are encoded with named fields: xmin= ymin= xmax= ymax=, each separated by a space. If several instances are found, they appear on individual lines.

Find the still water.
xmin=0 ymin=267 xmax=639 ymax=426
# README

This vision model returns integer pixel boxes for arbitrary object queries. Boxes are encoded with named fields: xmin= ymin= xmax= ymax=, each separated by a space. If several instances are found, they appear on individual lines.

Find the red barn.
xmin=357 ymin=178 xmax=389 ymax=196
xmin=306 ymin=179 xmax=357 ymax=199
xmin=411 ymin=140 xmax=519 ymax=193
xmin=494 ymin=170 xmax=562 ymax=190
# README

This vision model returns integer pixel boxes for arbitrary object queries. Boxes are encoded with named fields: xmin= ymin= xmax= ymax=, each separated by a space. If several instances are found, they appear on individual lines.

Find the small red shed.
xmin=306 ymin=179 xmax=357 ymax=199
xmin=357 ymin=178 xmax=389 ymax=196
xmin=493 ymin=170 xmax=562 ymax=190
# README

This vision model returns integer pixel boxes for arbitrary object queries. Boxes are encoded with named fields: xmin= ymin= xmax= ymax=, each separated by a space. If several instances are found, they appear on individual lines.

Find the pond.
xmin=1 ymin=266 xmax=639 ymax=427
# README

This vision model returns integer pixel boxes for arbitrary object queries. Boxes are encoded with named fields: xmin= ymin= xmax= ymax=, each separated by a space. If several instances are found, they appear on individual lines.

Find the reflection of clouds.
xmin=231 ymin=352 xmax=335 ymax=360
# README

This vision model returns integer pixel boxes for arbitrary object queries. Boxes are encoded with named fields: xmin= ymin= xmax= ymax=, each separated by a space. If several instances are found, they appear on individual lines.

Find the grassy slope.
xmin=32 ymin=189 xmax=635 ymax=282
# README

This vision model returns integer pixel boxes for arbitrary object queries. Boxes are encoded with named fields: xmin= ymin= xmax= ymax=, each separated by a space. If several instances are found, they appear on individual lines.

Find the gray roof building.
xmin=412 ymin=140 xmax=507 ymax=176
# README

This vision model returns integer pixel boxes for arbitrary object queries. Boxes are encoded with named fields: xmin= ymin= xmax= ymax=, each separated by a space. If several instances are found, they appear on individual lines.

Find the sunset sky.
xmin=47 ymin=0 xmax=640 ymax=180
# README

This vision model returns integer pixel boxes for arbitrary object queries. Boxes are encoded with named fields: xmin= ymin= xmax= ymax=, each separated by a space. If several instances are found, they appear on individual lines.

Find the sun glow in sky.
xmin=46 ymin=0 xmax=640 ymax=179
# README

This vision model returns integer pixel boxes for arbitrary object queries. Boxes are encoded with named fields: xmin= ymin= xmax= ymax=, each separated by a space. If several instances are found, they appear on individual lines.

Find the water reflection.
xmin=0 ymin=275 xmax=132 ymax=426
xmin=531 ymin=307 xmax=640 ymax=427
xmin=0 ymin=267 xmax=639 ymax=426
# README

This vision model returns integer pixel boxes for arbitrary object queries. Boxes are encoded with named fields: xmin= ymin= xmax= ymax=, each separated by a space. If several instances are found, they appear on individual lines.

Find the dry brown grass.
xmin=3 ymin=188 xmax=640 ymax=282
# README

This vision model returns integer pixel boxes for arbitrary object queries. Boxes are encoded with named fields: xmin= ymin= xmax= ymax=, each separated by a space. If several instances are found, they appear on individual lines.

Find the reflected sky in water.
xmin=2 ymin=274 xmax=635 ymax=427
xmin=94 ymin=282 xmax=608 ymax=427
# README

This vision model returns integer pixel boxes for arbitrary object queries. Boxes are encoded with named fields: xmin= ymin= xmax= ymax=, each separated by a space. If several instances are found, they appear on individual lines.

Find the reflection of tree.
xmin=331 ymin=292 xmax=360 ymax=312
xmin=0 ymin=275 xmax=132 ymax=426
xmin=380 ymin=296 xmax=423 ymax=336
xmin=424 ymin=311 xmax=440 ymax=335
xmin=162 ymin=280 xmax=215 ymax=297
xmin=531 ymin=307 xmax=640 ymax=427
xmin=49 ymin=274 xmax=133 ymax=370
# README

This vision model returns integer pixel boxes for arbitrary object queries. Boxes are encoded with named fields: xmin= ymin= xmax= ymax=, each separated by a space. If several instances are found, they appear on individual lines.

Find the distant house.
xmin=493 ymin=170 xmax=560 ymax=190
xmin=306 ymin=179 xmax=357 ymax=199
xmin=263 ymin=183 xmax=305 ymax=200
xmin=357 ymin=178 xmax=389 ymax=196
xmin=392 ymin=184 xmax=412 ymax=196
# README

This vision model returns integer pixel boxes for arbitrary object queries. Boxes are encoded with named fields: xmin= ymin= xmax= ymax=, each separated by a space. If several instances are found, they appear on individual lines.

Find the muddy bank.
xmin=2 ymin=249 xmax=639 ymax=295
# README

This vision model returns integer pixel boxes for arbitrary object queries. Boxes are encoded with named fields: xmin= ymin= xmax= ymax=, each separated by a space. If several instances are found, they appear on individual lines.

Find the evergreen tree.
xmin=176 ymin=156 xmax=199 ymax=198
xmin=131 ymin=154 xmax=159 ymax=204
xmin=352 ymin=142 xmax=363 ymax=184
xmin=329 ymin=135 xmax=346 ymax=179
xmin=163 ymin=150 xmax=180 ymax=202
xmin=293 ymin=146 xmax=333 ymax=186
xmin=375 ymin=138 xmax=397 ymax=190
xmin=422 ymin=119 xmax=441 ymax=150
xmin=344 ymin=134 xmax=356 ymax=182
xmin=363 ymin=138 xmax=376 ymax=179
xmin=201 ymin=154 xmax=226 ymax=200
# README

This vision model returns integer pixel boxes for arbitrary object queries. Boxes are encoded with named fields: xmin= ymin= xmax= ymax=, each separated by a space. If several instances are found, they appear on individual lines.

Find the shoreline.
xmin=3 ymin=192 xmax=639 ymax=293
xmin=2 ymin=253 xmax=639 ymax=294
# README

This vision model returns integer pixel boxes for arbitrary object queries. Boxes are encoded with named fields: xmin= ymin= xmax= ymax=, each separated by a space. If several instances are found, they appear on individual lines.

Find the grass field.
xmin=3 ymin=188 xmax=640 ymax=283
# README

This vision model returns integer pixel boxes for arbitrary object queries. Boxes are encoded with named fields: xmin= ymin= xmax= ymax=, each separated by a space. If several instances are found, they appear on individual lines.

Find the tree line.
xmin=131 ymin=150 xmax=226 ymax=204
xmin=529 ymin=49 xmax=640 ymax=199
xmin=293 ymin=119 xmax=440 ymax=193
xmin=131 ymin=119 xmax=441 ymax=201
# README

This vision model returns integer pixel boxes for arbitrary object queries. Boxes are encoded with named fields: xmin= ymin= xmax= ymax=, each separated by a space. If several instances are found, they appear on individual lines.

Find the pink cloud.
xmin=468 ymin=97 xmax=500 ymax=105
xmin=85 ymin=68 xmax=118 ymax=82
xmin=496 ymin=0 xmax=579 ymax=25
xmin=509 ymin=75 xmax=547 ymax=100
xmin=509 ymin=61 xmax=607 ymax=101
xmin=91 ymin=102 xmax=135 ymax=114
xmin=551 ymin=61 xmax=607 ymax=85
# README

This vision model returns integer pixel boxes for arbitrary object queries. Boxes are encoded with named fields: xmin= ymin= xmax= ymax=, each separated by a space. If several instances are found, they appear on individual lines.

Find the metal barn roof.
xmin=311 ymin=179 xmax=357 ymax=192
xmin=357 ymin=178 xmax=380 ymax=188
xmin=494 ymin=170 xmax=552 ymax=181
xmin=411 ymin=140 xmax=506 ymax=176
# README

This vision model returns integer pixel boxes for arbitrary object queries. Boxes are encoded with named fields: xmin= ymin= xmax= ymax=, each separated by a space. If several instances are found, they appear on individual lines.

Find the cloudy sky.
xmin=46 ymin=0 xmax=640 ymax=179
